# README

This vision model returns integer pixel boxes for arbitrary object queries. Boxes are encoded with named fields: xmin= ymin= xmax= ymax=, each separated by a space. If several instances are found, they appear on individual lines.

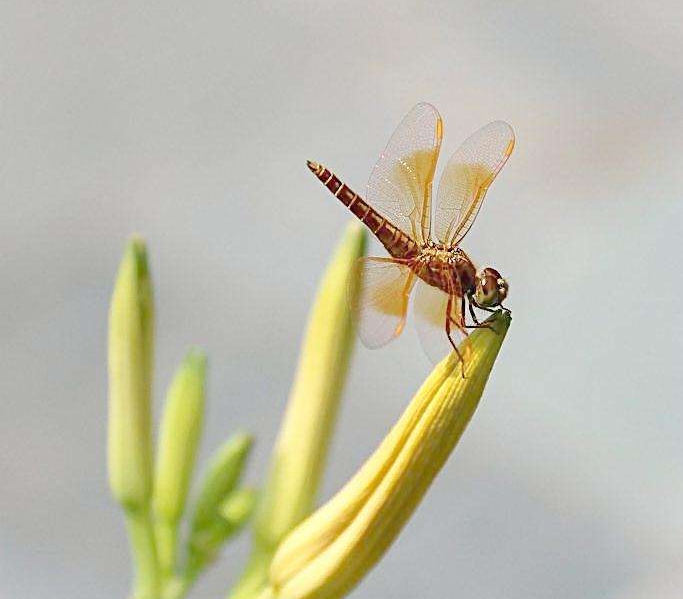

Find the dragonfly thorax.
xmin=414 ymin=244 xmax=477 ymax=296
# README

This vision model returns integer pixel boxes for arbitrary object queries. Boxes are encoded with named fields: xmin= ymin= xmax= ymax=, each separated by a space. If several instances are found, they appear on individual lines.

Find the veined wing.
xmin=367 ymin=103 xmax=442 ymax=245
xmin=351 ymin=257 xmax=415 ymax=349
xmin=434 ymin=121 xmax=514 ymax=247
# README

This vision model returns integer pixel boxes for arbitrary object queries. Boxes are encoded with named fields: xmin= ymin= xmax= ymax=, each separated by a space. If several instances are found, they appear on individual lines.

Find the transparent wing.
xmin=434 ymin=121 xmax=514 ymax=246
xmin=351 ymin=257 xmax=415 ymax=349
xmin=367 ymin=103 xmax=443 ymax=245
xmin=413 ymin=281 xmax=465 ymax=364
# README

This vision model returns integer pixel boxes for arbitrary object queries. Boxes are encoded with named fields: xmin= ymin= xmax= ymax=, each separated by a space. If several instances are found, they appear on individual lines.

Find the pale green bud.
xmin=187 ymin=487 xmax=258 ymax=577
xmin=190 ymin=432 xmax=254 ymax=532
xmin=181 ymin=434 xmax=255 ymax=585
xmin=220 ymin=487 xmax=258 ymax=528
xmin=153 ymin=349 xmax=207 ymax=577
xmin=108 ymin=237 xmax=154 ymax=510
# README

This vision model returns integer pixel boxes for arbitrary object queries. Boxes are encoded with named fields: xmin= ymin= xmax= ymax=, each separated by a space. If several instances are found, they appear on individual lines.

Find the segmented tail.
xmin=306 ymin=161 xmax=417 ymax=260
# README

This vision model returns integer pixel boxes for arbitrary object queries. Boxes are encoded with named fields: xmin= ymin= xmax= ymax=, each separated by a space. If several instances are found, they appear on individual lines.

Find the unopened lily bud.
xmin=186 ymin=488 xmax=258 ymax=578
xmin=108 ymin=237 xmax=154 ymax=510
xmin=220 ymin=487 xmax=258 ymax=528
xmin=229 ymin=222 xmax=367 ymax=599
xmin=269 ymin=310 xmax=511 ymax=599
xmin=183 ymin=433 xmax=255 ymax=581
xmin=153 ymin=350 xmax=207 ymax=576
xmin=190 ymin=432 xmax=254 ymax=533
xmin=108 ymin=237 xmax=159 ymax=599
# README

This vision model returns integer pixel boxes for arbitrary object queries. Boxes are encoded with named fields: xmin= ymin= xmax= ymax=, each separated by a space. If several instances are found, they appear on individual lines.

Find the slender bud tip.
xmin=184 ymin=348 xmax=208 ymax=372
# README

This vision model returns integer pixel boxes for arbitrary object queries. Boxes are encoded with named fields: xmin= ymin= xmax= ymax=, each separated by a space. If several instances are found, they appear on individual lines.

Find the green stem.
xmin=155 ymin=520 xmax=178 ymax=583
xmin=160 ymin=538 xmax=218 ymax=599
xmin=124 ymin=508 xmax=160 ymax=599
xmin=159 ymin=538 xmax=211 ymax=599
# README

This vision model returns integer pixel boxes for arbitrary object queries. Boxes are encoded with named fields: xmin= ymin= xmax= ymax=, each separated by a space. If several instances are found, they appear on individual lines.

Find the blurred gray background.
xmin=1 ymin=1 xmax=682 ymax=598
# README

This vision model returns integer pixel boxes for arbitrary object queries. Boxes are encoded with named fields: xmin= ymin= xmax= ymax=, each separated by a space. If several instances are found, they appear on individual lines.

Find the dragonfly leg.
xmin=464 ymin=296 xmax=495 ymax=331
xmin=448 ymin=301 xmax=479 ymax=336
xmin=467 ymin=295 xmax=504 ymax=333
xmin=447 ymin=313 xmax=469 ymax=335
xmin=468 ymin=297 xmax=481 ymax=324
xmin=445 ymin=297 xmax=467 ymax=379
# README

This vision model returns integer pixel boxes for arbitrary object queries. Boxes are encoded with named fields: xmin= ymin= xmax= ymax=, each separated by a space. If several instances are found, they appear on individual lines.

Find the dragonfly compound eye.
xmin=474 ymin=267 xmax=506 ymax=307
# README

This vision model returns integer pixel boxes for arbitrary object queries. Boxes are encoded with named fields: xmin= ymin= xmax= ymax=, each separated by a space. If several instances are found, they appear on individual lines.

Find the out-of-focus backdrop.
xmin=1 ymin=2 xmax=682 ymax=598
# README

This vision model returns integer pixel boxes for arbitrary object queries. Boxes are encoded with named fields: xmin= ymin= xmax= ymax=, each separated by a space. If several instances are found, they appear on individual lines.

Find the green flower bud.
xmin=107 ymin=237 xmax=158 ymax=599
xmin=190 ymin=432 xmax=254 ymax=533
xmin=220 ymin=487 xmax=258 ymax=528
xmin=153 ymin=350 xmax=207 ymax=578
xmin=185 ymin=488 xmax=258 ymax=585
xmin=108 ymin=236 xmax=154 ymax=510
xmin=181 ymin=434 xmax=255 ymax=585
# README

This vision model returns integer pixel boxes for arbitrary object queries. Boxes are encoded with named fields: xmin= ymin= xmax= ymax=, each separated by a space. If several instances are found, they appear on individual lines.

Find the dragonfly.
xmin=307 ymin=103 xmax=514 ymax=368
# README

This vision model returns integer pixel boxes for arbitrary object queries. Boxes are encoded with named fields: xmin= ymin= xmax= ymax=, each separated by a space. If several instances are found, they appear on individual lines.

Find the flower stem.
xmin=154 ymin=520 xmax=178 ymax=584
xmin=124 ymin=507 xmax=160 ymax=599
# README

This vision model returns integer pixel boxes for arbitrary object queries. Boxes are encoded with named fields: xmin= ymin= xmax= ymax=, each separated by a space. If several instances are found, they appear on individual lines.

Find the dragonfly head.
xmin=474 ymin=267 xmax=508 ymax=307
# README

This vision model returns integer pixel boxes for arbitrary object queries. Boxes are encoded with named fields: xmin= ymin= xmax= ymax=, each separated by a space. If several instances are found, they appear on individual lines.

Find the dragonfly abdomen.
xmin=307 ymin=161 xmax=418 ymax=260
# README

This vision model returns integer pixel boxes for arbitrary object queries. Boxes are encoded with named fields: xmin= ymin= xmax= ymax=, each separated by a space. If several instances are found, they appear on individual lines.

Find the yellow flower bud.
xmin=268 ymin=311 xmax=511 ymax=599
xmin=229 ymin=222 xmax=367 ymax=599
